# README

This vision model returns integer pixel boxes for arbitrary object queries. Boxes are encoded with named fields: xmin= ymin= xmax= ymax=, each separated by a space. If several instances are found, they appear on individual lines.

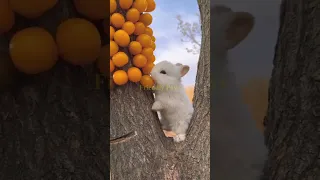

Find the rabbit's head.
xmin=211 ymin=4 xmax=255 ymax=53
xmin=150 ymin=61 xmax=189 ymax=86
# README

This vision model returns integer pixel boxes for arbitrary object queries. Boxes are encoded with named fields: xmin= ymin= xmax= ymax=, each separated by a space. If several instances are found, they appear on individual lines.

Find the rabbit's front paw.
xmin=152 ymin=101 xmax=163 ymax=111
xmin=173 ymin=134 xmax=186 ymax=142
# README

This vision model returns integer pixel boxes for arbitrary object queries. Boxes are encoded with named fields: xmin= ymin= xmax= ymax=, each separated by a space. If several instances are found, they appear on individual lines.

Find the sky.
xmin=150 ymin=0 xmax=282 ymax=87
xmin=149 ymin=0 xmax=200 ymax=86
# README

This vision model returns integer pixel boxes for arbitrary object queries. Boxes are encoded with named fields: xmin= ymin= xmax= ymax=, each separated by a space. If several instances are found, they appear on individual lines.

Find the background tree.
xmin=0 ymin=1 xmax=109 ymax=179
xmin=110 ymin=0 xmax=209 ymax=179
xmin=176 ymin=13 xmax=201 ymax=54
xmin=262 ymin=0 xmax=320 ymax=179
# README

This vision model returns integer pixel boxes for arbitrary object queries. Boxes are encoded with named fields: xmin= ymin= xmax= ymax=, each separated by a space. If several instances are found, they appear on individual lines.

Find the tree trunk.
xmin=0 ymin=1 xmax=109 ymax=179
xmin=110 ymin=0 xmax=210 ymax=179
xmin=263 ymin=0 xmax=320 ymax=179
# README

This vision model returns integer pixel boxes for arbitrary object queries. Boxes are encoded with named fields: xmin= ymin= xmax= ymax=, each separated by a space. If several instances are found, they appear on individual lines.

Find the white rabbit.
xmin=211 ymin=4 xmax=268 ymax=180
xmin=150 ymin=61 xmax=193 ymax=143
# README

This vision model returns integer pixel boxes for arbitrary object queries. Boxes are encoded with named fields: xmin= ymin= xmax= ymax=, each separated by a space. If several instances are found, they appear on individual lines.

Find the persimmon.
xmin=127 ymin=67 xmax=142 ymax=82
xmin=136 ymin=34 xmax=152 ymax=48
xmin=144 ymin=27 xmax=153 ymax=36
xmin=110 ymin=26 xmax=115 ymax=40
xmin=122 ymin=21 xmax=135 ymax=35
xmin=132 ymin=0 xmax=147 ymax=13
xmin=139 ymin=13 xmax=153 ymax=26
xmin=119 ymin=0 xmax=133 ymax=10
xmin=128 ymin=41 xmax=142 ymax=55
xmin=134 ymin=22 xmax=145 ymax=35
xmin=112 ymin=52 xmax=128 ymax=67
xmin=73 ymin=0 xmax=109 ymax=20
xmin=147 ymin=54 xmax=155 ymax=63
xmin=110 ymin=41 xmax=119 ymax=57
xmin=141 ymin=47 xmax=153 ymax=57
xmin=142 ymin=63 xmax=154 ymax=75
xmin=145 ymin=0 xmax=156 ymax=12
xmin=110 ymin=0 xmax=117 ymax=14
xmin=56 ymin=18 xmax=101 ymax=65
xmin=133 ymin=54 xmax=147 ymax=68
xmin=110 ymin=60 xmax=115 ymax=72
xmin=0 ymin=0 xmax=15 ymax=34
xmin=111 ymin=13 xmax=125 ymax=28
xmin=126 ymin=8 xmax=140 ymax=23
xmin=113 ymin=30 xmax=130 ymax=47
xmin=9 ymin=0 xmax=57 ymax=18
xmin=9 ymin=27 xmax=58 ymax=74
xmin=140 ymin=75 xmax=154 ymax=88
xmin=113 ymin=70 xmax=128 ymax=85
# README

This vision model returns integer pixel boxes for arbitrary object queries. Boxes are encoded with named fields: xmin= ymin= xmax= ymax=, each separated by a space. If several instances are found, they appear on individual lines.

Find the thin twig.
xmin=110 ymin=131 xmax=137 ymax=145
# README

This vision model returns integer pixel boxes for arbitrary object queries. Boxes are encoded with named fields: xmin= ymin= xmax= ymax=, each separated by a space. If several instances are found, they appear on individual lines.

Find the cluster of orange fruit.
xmin=0 ymin=0 xmax=156 ymax=89
xmin=109 ymin=0 xmax=156 ymax=88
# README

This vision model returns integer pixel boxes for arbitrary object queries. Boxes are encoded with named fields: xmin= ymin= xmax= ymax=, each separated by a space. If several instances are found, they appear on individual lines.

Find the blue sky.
xmin=149 ymin=0 xmax=200 ymax=86
xmin=150 ymin=0 xmax=282 ymax=87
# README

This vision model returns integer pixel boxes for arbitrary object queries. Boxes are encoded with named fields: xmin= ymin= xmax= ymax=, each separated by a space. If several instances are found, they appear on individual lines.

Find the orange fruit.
xmin=139 ymin=13 xmax=152 ymax=26
xmin=142 ymin=63 xmax=154 ymax=75
xmin=113 ymin=70 xmax=128 ymax=85
xmin=134 ymin=22 xmax=145 ymax=35
xmin=144 ymin=27 xmax=153 ymax=36
xmin=56 ymin=18 xmax=101 ymax=65
xmin=133 ymin=54 xmax=147 ymax=68
xmin=151 ymin=35 xmax=156 ymax=42
xmin=110 ymin=26 xmax=115 ymax=40
xmin=0 ymin=0 xmax=15 ymax=34
xmin=129 ymin=41 xmax=142 ymax=55
xmin=119 ymin=0 xmax=133 ymax=10
xmin=111 ymin=13 xmax=125 ymax=28
xmin=147 ymin=54 xmax=155 ymax=63
xmin=126 ymin=8 xmax=140 ymax=23
xmin=141 ymin=47 xmax=153 ymax=57
xmin=150 ymin=40 xmax=156 ymax=50
xmin=146 ymin=0 xmax=156 ymax=12
xmin=140 ymin=75 xmax=154 ymax=88
xmin=136 ymin=34 xmax=152 ymax=48
xmin=112 ymin=52 xmax=128 ymax=67
xmin=96 ymin=45 xmax=108 ymax=74
xmin=132 ymin=0 xmax=147 ymax=13
xmin=110 ymin=60 xmax=115 ymax=72
xmin=113 ymin=30 xmax=130 ymax=47
xmin=110 ymin=41 xmax=119 ymax=56
xmin=110 ymin=0 xmax=117 ymax=14
xmin=73 ymin=0 xmax=109 ymax=20
xmin=9 ymin=27 xmax=58 ymax=74
xmin=127 ymin=67 xmax=142 ymax=82
xmin=10 ymin=0 xmax=57 ymax=18
xmin=122 ymin=21 xmax=135 ymax=35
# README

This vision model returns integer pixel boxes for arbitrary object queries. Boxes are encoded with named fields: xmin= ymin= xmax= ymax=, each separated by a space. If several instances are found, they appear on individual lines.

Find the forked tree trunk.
xmin=110 ymin=0 xmax=210 ymax=179
xmin=0 ymin=1 xmax=109 ymax=179
xmin=263 ymin=0 xmax=320 ymax=179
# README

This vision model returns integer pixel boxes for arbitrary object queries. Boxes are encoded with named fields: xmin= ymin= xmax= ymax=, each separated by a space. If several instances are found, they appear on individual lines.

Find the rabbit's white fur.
xmin=211 ymin=4 xmax=268 ymax=180
xmin=150 ymin=61 xmax=193 ymax=142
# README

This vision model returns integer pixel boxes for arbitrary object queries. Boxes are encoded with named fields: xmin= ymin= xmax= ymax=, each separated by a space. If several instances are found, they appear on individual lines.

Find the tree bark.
xmin=110 ymin=0 xmax=210 ymax=179
xmin=263 ymin=0 xmax=320 ymax=179
xmin=0 ymin=1 xmax=109 ymax=179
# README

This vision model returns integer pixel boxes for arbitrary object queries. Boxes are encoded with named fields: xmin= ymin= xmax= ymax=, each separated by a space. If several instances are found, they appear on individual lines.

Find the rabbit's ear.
xmin=226 ymin=12 xmax=254 ymax=49
xmin=180 ymin=65 xmax=190 ymax=77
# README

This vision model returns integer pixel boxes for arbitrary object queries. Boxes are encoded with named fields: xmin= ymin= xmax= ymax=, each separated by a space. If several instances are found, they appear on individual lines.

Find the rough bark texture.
xmin=0 ymin=1 xmax=109 ymax=180
xmin=263 ymin=0 xmax=320 ymax=179
xmin=110 ymin=0 xmax=210 ymax=179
